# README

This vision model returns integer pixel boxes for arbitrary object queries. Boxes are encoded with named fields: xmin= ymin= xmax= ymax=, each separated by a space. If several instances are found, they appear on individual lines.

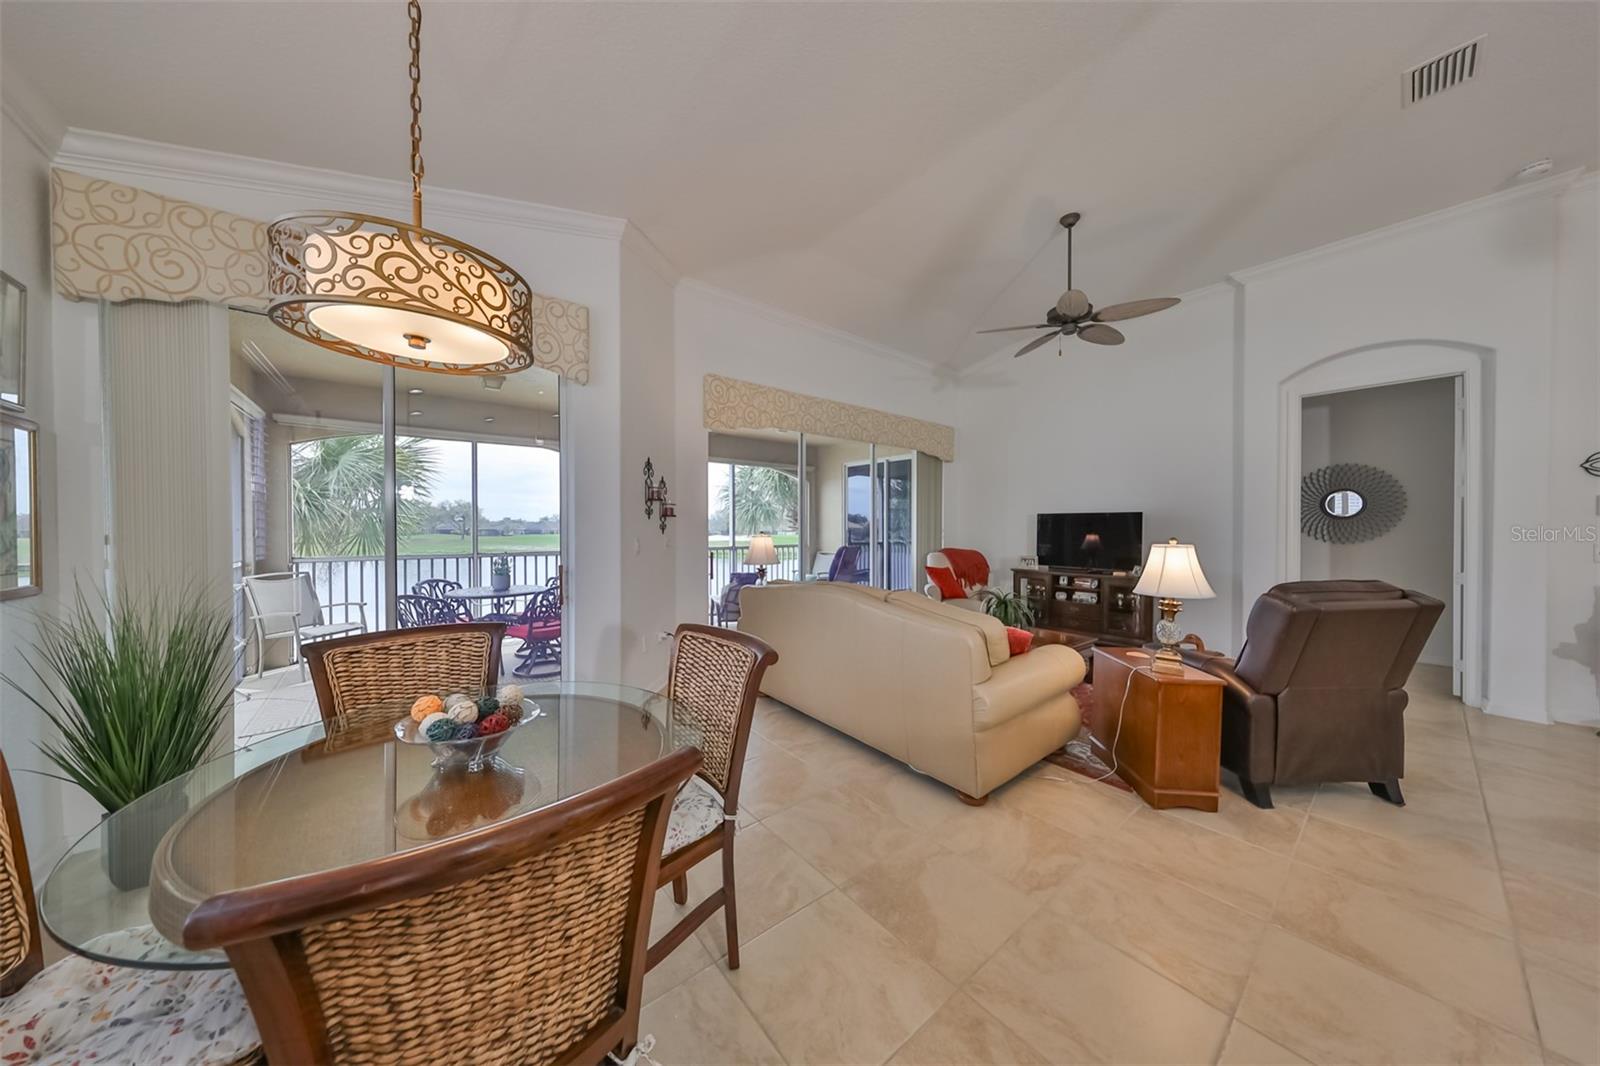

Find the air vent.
xmin=1404 ymin=36 xmax=1484 ymax=106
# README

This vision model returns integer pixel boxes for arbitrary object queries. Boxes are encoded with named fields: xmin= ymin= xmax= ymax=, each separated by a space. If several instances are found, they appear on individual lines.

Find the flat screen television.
xmin=1036 ymin=512 xmax=1144 ymax=571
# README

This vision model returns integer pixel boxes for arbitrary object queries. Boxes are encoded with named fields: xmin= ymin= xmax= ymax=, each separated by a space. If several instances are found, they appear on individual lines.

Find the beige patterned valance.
xmin=50 ymin=168 xmax=591 ymax=384
xmin=703 ymin=374 xmax=955 ymax=462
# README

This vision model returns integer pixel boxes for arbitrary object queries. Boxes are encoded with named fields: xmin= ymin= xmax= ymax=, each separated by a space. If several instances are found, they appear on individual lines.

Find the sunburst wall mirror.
xmin=1301 ymin=463 xmax=1407 ymax=544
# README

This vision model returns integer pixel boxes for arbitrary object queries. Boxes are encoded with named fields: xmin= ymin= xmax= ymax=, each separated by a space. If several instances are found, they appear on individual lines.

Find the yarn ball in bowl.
xmin=447 ymin=700 xmax=478 ymax=725
xmin=410 ymin=694 xmax=444 ymax=722
xmin=424 ymin=717 xmax=458 ymax=742
xmin=497 ymin=684 xmax=524 ymax=705
xmin=417 ymin=711 xmax=449 ymax=736
xmin=500 ymin=702 xmax=524 ymax=727
xmin=443 ymin=692 xmax=474 ymax=712
xmin=453 ymin=721 xmax=481 ymax=741
xmin=479 ymin=712 xmax=510 ymax=736
xmin=477 ymin=696 xmax=501 ymax=719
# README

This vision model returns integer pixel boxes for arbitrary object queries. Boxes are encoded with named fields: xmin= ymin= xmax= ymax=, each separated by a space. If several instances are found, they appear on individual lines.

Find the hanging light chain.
xmin=408 ymin=0 xmax=425 ymax=227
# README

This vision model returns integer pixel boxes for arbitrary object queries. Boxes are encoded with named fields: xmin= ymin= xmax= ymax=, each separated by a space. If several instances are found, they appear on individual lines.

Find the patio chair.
xmin=242 ymin=572 xmax=366 ymax=680
xmin=412 ymin=578 xmax=473 ymax=621
xmin=396 ymin=594 xmax=459 ymax=629
xmin=825 ymin=544 xmax=867 ymax=583
xmin=0 ymin=750 xmax=261 ymax=1064
xmin=180 ymin=745 xmax=701 ymax=1065
xmin=711 ymin=572 xmax=760 ymax=626
xmin=507 ymin=586 xmax=562 ymax=679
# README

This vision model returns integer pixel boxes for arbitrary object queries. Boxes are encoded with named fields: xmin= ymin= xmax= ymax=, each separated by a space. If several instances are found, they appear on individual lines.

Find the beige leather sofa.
xmin=737 ymin=582 xmax=1086 ymax=803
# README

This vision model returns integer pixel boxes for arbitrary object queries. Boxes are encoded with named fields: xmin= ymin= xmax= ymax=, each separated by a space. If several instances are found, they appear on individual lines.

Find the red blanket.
xmin=940 ymin=548 xmax=989 ymax=590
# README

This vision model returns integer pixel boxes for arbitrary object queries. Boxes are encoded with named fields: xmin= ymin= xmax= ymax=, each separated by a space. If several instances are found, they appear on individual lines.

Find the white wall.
xmin=1301 ymin=378 xmax=1457 ymax=666
xmin=945 ymin=284 xmax=1240 ymax=648
xmin=672 ymin=281 xmax=954 ymax=626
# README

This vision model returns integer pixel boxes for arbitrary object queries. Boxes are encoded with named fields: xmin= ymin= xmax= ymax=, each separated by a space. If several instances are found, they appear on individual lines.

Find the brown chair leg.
xmin=1238 ymin=778 xmax=1274 ymax=810
xmin=671 ymin=874 xmax=688 ymax=905
xmin=722 ymin=834 xmax=740 ymax=970
xmin=1368 ymin=779 xmax=1405 ymax=806
xmin=955 ymin=790 xmax=988 ymax=807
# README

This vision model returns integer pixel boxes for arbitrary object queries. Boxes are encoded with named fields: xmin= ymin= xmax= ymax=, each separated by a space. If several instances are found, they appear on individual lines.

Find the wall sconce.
xmin=643 ymin=457 xmax=675 ymax=534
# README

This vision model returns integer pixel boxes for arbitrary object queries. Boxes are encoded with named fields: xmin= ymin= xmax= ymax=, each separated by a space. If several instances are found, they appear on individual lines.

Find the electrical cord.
xmin=1062 ymin=661 xmax=1155 ymax=784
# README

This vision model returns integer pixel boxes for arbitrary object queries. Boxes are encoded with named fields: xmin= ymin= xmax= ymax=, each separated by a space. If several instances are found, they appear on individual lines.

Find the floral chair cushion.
xmin=0 ymin=926 xmax=259 ymax=1066
xmin=662 ymin=776 xmax=725 ymax=856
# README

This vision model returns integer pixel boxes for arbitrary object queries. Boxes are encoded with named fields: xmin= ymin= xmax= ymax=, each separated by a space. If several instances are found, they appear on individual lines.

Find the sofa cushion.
xmin=886 ymin=590 xmax=1010 ymax=667
xmin=971 ymin=644 xmax=1085 ymax=730
xmin=1005 ymin=626 xmax=1034 ymax=656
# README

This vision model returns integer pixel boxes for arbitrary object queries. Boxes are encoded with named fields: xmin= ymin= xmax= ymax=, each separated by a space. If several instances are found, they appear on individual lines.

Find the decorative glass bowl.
xmin=393 ymin=699 xmax=540 ymax=771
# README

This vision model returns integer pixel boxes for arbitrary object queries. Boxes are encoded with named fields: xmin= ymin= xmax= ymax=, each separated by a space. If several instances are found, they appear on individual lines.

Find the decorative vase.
xmin=102 ymin=787 xmax=190 ymax=892
xmin=491 ymin=571 xmax=510 ymax=592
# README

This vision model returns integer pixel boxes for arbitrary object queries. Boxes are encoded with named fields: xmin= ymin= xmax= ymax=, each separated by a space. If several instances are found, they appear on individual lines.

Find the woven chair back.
xmin=305 ymin=623 xmax=504 ymax=729
xmin=666 ymin=624 xmax=777 ymax=802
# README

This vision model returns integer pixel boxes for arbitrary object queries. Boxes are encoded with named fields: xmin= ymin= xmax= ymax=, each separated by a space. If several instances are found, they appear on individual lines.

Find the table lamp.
xmin=745 ymin=533 xmax=779 ymax=583
xmin=1132 ymin=538 xmax=1215 ymax=675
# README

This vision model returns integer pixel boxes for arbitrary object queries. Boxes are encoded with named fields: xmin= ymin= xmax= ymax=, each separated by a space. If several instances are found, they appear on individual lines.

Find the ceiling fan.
xmin=979 ymin=212 xmax=1180 ymax=358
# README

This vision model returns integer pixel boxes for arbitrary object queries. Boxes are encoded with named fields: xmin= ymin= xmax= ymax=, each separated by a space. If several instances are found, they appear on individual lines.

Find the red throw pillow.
xmin=926 ymin=564 xmax=965 ymax=601
xmin=1005 ymin=626 xmax=1034 ymax=656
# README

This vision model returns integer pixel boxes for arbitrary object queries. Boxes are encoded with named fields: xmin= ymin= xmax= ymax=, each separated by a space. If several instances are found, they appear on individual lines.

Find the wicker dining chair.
xmin=304 ymin=622 xmax=506 ymax=730
xmin=181 ymin=745 xmax=702 ymax=1066
xmin=0 ymin=751 xmax=261 ymax=1064
xmin=647 ymin=624 xmax=777 ymax=972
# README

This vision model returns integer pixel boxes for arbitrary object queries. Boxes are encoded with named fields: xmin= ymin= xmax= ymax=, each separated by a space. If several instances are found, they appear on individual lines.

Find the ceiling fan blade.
xmin=1091 ymin=297 xmax=1180 ymax=322
xmin=976 ymin=324 xmax=1054 ymax=335
xmin=1013 ymin=330 xmax=1061 ymax=358
xmin=1077 ymin=323 xmax=1125 ymax=346
xmin=1055 ymin=289 xmax=1090 ymax=320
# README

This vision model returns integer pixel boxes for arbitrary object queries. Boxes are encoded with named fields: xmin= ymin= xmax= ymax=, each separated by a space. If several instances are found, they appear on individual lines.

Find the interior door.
xmin=1451 ymin=374 xmax=1466 ymax=697
xmin=877 ymin=456 xmax=914 ymax=590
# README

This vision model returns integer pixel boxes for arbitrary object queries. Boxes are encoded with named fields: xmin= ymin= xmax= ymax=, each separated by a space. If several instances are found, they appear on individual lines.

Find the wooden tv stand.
xmin=1011 ymin=567 xmax=1154 ymax=647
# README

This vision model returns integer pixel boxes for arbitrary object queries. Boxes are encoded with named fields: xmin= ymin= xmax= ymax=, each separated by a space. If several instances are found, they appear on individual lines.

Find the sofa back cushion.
xmin=885 ymin=590 xmax=1010 ymax=667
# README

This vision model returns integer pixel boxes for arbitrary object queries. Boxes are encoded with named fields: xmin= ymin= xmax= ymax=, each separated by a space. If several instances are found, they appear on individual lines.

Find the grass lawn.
xmin=399 ymin=532 xmax=561 ymax=554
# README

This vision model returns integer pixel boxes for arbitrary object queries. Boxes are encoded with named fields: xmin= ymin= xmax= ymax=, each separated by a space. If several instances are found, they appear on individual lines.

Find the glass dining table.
xmin=38 ymin=682 xmax=700 ymax=971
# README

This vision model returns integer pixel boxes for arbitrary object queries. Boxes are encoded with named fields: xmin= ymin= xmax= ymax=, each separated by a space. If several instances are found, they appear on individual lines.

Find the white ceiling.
xmin=5 ymin=2 xmax=1596 ymax=369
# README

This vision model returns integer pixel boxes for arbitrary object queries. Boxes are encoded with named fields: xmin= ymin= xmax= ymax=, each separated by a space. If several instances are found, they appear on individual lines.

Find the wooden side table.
xmin=1090 ymin=646 xmax=1224 ymax=811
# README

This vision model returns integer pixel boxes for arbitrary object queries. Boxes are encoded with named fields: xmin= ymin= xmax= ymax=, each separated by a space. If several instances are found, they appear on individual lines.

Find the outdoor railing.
xmin=704 ymin=541 xmax=916 ymax=620
xmin=292 ymin=551 xmax=561 ymax=627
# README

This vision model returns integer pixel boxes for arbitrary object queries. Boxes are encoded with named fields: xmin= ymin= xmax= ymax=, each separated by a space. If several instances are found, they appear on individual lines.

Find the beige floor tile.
xmin=738 ymin=747 xmax=837 ymax=819
xmin=844 ymin=763 xmax=971 ymax=834
xmin=1049 ymin=856 xmax=1266 ymax=1012
xmin=751 ymin=698 xmax=836 ymax=749
xmin=724 ymin=892 xmax=953 ymax=1065
xmin=1485 ymin=789 xmax=1600 ymax=896
xmin=1294 ymin=814 xmax=1512 ymax=935
xmin=659 ymin=822 xmax=833 ymax=959
xmin=1471 ymin=734 xmax=1600 ymax=793
xmin=937 ymin=801 xmax=1090 ymax=902
xmin=783 ymin=725 xmax=900 ymax=786
xmin=887 ymin=992 xmax=1047 ymax=1065
xmin=843 ymin=838 xmax=1040 ymax=982
xmin=1501 ymin=868 xmax=1600 ymax=977
xmin=1110 ymin=808 xmax=1291 ymax=919
xmin=1525 ymin=950 xmax=1600 ymax=1066
xmin=1476 ymin=754 xmax=1600 ymax=810
xmin=1310 ymin=775 xmax=1493 ymax=849
xmin=645 ymin=885 xmax=715 ymax=1005
xmin=1164 ymin=778 xmax=1309 ymax=856
xmin=1466 ymin=711 xmax=1599 ymax=755
xmin=1271 ymin=863 xmax=1537 ymax=1039
xmin=763 ymin=785 xmax=929 ymax=886
xmin=966 ymin=907 xmax=1231 ymax=1064
xmin=1236 ymin=928 xmax=1541 ymax=1064
xmin=990 ymin=772 xmax=1141 ymax=846
xmin=1216 ymin=1021 xmax=1310 ymax=1065
xmin=641 ymin=966 xmax=785 ymax=1066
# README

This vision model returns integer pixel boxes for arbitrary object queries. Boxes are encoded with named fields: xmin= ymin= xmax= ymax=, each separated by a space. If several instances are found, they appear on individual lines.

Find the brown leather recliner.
xmin=1184 ymin=580 xmax=1444 ymax=810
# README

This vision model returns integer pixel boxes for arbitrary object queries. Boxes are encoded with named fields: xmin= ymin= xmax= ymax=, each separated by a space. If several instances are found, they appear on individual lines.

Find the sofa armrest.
xmin=971 ymin=645 xmax=1085 ymax=731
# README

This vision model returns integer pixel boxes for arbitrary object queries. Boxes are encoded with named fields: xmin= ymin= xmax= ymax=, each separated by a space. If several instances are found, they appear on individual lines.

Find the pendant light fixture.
xmin=266 ymin=0 xmax=533 ymax=374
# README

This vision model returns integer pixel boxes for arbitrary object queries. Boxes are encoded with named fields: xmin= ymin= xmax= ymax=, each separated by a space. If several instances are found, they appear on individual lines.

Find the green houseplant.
xmin=981 ymin=588 xmax=1036 ymax=628
xmin=5 ymin=586 xmax=234 ymax=887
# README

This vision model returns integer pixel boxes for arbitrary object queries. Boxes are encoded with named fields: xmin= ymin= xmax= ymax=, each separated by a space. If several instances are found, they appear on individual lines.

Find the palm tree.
xmin=291 ymin=435 xmax=436 ymax=556
xmin=717 ymin=465 xmax=798 ymax=538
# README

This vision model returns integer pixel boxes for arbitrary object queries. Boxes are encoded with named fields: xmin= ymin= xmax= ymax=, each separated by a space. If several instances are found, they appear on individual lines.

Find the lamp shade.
xmin=1132 ymin=538 xmax=1215 ymax=600
xmin=744 ymin=534 xmax=779 ymax=567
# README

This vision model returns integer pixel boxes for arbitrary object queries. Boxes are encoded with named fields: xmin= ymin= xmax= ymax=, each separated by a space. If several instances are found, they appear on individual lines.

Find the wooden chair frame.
xmin=303 ymin=622 xmax=505 ymax=729
xmin=0 ymin=749 xmax=44 ymax=996
xmin=182 ymin=746 xmax=701 ymax=1066
xmin=646 ymin=624 xmax=777 ymax=973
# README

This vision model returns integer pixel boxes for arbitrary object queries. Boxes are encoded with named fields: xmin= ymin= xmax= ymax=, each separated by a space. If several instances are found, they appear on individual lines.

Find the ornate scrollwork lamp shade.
xmin=267 ymin=212 xmax=534 ymax=375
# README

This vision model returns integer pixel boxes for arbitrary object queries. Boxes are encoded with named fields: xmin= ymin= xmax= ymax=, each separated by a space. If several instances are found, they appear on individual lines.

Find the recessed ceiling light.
xmin=409 ymin=409 xmax=423 ymax=416
xmin=1515 ymin=158 xmax=1554 ymax=182
xmin=483 ymin=416 xmax=495 ymax=423
xmin=408 ymin=387 xmax=423 ymax=395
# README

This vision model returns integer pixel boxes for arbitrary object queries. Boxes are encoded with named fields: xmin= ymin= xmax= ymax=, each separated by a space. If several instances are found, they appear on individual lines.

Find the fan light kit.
xmin=266 ymin=0 xmax=533 ymax=375
xmin=978 ymin=213 xmax=1180 ymax=358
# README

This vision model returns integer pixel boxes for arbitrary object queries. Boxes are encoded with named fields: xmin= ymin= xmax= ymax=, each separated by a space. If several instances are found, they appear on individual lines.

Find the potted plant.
xmin=981 ymin=588 xmax=1036 ymax=628
xmin=4 ymin=586 xmax=234 ymax=890
xmin=489 ymin=555 xmax=512 ymax=593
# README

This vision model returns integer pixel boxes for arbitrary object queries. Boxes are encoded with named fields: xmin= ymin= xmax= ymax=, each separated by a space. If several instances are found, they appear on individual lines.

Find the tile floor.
xmin=641 ymin=666 xmax=1600 ymax=1065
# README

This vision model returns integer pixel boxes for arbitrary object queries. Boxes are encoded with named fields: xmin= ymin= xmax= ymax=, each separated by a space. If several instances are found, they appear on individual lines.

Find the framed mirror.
xmin=1301 ymin=462 xmax=1405 ymax=544
xmin=0 ymin=271 xmax=23 ymax=411
xmin=0 ymin=413 xmax=40 ymax=599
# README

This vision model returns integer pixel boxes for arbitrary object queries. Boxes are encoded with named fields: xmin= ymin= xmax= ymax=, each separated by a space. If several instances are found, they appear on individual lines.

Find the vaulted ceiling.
xmin=4 ymin=2 xmax=1595 ymax=368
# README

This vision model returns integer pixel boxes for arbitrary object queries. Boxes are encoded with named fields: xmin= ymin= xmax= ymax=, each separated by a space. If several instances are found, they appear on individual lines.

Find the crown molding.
xmin=678 ymin=278 xmax=936 ymax=373
xmin=53 ymin=127 xmax=628 ymax=242
xmin=0 ymin=71 xmax=65 ymax=159
xmin=1229 ymin=168 xmax=1590 ymax=285
xmin=621 ymin=222 xmax=682 ymax=286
